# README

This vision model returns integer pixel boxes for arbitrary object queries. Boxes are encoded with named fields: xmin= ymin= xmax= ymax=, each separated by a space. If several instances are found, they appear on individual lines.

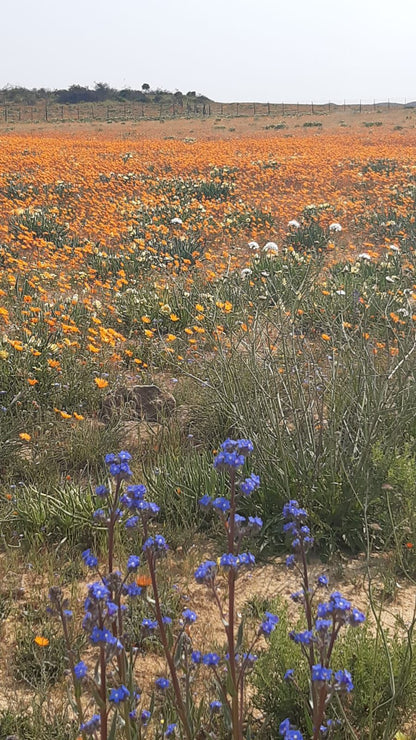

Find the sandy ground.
xmin=1 ymin=107 xmax=416 ymax=141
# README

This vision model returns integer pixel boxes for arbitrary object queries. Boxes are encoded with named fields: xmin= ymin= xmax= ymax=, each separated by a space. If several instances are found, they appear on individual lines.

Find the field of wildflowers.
xmin=1 ymin=123 xmax=416 ymax=737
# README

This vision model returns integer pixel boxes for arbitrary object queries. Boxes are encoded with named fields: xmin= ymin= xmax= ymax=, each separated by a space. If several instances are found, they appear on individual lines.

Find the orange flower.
xmin=73 ymin=412 xmax=85 ymax=420
xmin=34 ymin=636 xmax=49 ymax=647
xmin=19 ymin=432 xmax=31 ymax=441
xmin=95 ymin=377 xmax=109 ymax=389
xmin=136 ymin=575 xmax=152 ymax=588
xmin=27 ymin=378 xmax=38 ymax=386
xmin=321 ymin=333 xmax=331 ymax=341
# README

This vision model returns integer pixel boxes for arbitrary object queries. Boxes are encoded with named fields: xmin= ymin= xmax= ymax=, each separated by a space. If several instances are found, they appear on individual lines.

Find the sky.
xmin=2 ymin=0 xmax=416 ymax=104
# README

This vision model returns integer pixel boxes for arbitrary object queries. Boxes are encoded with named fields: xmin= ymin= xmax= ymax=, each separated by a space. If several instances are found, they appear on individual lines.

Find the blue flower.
xmin=212 ymin=496 xmax=230 ymax=512
xmin=93 ymin=508 xmax=106 ymax=521
xmin=165 ymin=723 xmax=177 ymax=737
xmin=123 ymin=582 xmax=142 ymax=598
xmin=105 ymin=453 xmax=116 ymax=464
xmin=127 ymin=555 xmax=140 ymax=571
xmin=202 ymin=652 xmax=220 ymax=666
xmin=95 ymin=485 xmax=108 ymax=497
xmin=155 ymin=677 xmax=170 ymax=690
xmin=80 ymin=714 xmax=101 ymax=735
xmin=279 ymin=719 xmax=291 ymax=736
xmin=162 ymin=616 xmax=172 ymax=625
xmin=220 ymin=553 xmax=238 ymax=569
xmin=125 ymin=515 xmax=139 ymax=529
xmin=82 ymin=549 xmax=98 ymax=569
xmin=199 ymin=494 xmax=212 ymax=508
xmin=142 ymin=618 xmax=158 ymax=630
xmin=290 ymin=630 xmax=313 ymax=645
xmin=334 ymin=669 xmax=354 ymax=692
xmin=239 ymin=473 xmax=260 ymax=496
xmin=248 ymin=515 xmax=263 ymax=532
xmin=349 ymin=607 xmax=365 ymax=626
xmin=284 ymin=669 xmax=294 ymax=680
xmin=311 ymin=664 xmax=332 ymax=682
xmin=126 ymin=483 xmax=146 ymax=497
xmin=109 ymin=685 xmax=130 ymax=704
xmin=315 ymin=619 xmax=332 ymax=633
xmin=237 ymin=552 xmax=255 ymax=568
xmin=317 ymin=574 xmax=329 ymax=587
xmin=182 ymin=608 xmax=197 ymax=624
xmin=88 ymin=582 xmax=109 ymax=601
xmin=209 ymin=700 xmax=222 ymax=713
xmin=260 ymin=616 xmax=278 ymax=636
xmin=282 ymin=500 xmax=307 ymax=520
xmin=191 ymin=650 xmax=202 ymax=663
xmin=141 ymin=709 xmax=151 ymax=725
xmin=143 ymin=535 xmax=168 ymax=553
xmin=194 ymin=560 xmax=217 ymax=584
xmin=118 ymin=451 xmax=132 ymax=462
xmin=74 ymin=660 xmax=88 ymax=680
xmin=286 ymin=554 xmax=296 ymax=569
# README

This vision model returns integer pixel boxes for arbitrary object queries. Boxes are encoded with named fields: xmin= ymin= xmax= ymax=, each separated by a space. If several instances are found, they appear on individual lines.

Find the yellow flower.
xmin=0 ymin=349 xmax=9 ymax=360
xmin=73 ymin=412 xmax=85 ymax=420
xmin=321 ymin=333 xmax=331 ymax=341
xmin=19 ymin=433 xmax=31 ymax=441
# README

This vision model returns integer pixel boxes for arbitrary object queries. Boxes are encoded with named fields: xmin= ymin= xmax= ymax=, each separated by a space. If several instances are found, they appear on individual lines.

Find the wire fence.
xmin=0 ymin=99 xmax=414 ymax=124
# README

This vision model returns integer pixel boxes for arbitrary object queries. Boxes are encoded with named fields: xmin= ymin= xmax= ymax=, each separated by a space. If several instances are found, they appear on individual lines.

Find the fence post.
xmin=220 ymin=103 xmax=223 ymax=115
xmin=282 ymin=101 xmax=285 ymax=116
xmin=253 ymin=102 xmax=256 ymax=115
xmin=296 ymin=102 xmax=299 ymax=115
xmin=311 ymin=101 xmax=314 ymax=114
xmin=236 ymin=103 xmax=239 ymax=116
xmin=45 ymin=103 xmax=48 ymax=121
xmin=61 ymin=105 xmax=64 ymax=121
xmin=359 ymin=100 xmax=362 ymax=113
xmin=267 ymin=101 xmax=270 ymax=115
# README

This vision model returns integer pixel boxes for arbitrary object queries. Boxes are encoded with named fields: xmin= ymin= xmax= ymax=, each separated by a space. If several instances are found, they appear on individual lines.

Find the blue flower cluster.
xmin=105 ymin=451 xmax=133 ymax=479
xmin=279 ymin=718 xmax=304 ymax=740
xmin=317 ymin=592 xmax=365 ymax=627
xmin=213 ymin=438 xmax=254 ymax=471
xmin=282 ymin=500 xmax=314 ymax=553
xmin=260 ymin=611 xmax=279 ymax=636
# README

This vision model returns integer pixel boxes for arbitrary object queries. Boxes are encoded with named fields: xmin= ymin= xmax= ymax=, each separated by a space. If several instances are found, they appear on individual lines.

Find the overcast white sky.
xmin=2 ymin=0 xmax=416 ymax=103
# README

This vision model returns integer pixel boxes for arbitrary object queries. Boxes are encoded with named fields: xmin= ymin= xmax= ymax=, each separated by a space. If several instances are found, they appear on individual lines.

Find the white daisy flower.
xmin=240 ymin=268 xmax=252 ymax=278
xmin=336 ymin=290 xmax=346 ymax=296
xmin=248 ymin=241 xmax=260 ymax=250
xmin=288 ymin=219 xmax=300 ymax=228
xmin=329 ymin=223 xmax=342 ymax=232
xmin=358 ymin=252 xmax=371 ymax=261
xmin=388 ymin=244 xmax=400 ymax=253
xmin=170 ymin=217 xmax=183 ymax=225
xmin=263 ymin=241 xmax=279 ymax=255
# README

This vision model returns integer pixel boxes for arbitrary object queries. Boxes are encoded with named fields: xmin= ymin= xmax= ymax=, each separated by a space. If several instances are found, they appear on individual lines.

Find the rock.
xmin=101 ymin=384 xmax=175 ymax=422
